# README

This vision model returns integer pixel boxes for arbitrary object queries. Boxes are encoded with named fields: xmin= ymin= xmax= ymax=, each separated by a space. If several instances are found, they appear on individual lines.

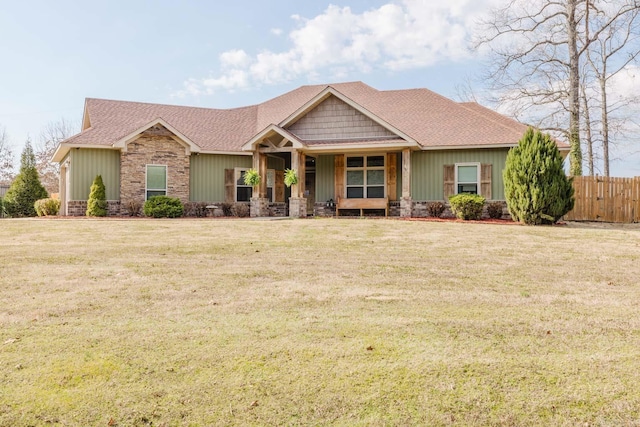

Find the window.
xmin=455 ymin=163 xmax=480 ymax=195
xmin=146 ymin=165 xmax=167 ymax=199
xmin=346 ymin=155 xmax=385 ymax=198
xmin=235 ymin=168 xmax=274 ymax=202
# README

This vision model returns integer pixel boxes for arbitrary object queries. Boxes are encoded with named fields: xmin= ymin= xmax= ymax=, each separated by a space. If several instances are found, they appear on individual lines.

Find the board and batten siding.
xmin=288 ymin=95 xmax=396 ymax=140
xmin=315 ymin=155 xmax=335 ymax=202
xmin=190 ymin=154 xmax=252 ymax=202
xmin=411 ymin=149 xmax=509 ymax=201
xmin=69 ymin=148 xmax=120 ymax=200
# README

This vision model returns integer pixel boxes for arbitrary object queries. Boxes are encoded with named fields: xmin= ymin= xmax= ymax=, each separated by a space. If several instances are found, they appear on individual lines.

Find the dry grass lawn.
xmin=1 ymin=218 xmax=639 ymax=426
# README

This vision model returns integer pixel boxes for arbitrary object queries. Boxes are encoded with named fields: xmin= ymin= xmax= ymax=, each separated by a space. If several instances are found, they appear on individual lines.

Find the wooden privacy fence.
xmin=564 ymin=176 xmax=640 ymax=223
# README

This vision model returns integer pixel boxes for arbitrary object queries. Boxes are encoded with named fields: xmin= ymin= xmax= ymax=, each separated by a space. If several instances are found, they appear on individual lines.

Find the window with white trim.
xmin=455 ymin=163 xmax=480 ymax=195
xmin=346 ymin=155 xmax=385 ymax=198
xmin=146 ymin=165 xmax=167 ymax=199
xmin=235 ymin=168 xmax=274 ymax=202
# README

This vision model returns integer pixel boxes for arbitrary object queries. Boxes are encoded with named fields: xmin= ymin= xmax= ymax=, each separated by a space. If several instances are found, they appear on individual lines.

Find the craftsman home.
xmin=53 ymin=81 xmax=567 ymax=217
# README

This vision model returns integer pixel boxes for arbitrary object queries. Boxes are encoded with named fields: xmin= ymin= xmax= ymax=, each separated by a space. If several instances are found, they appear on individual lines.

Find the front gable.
xmin=286 ymin=95 xmax=397 ymax=141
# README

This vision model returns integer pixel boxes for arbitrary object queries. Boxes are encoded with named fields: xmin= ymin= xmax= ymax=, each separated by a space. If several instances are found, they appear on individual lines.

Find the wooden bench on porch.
xmin=336 ymin=197 xmax=389 ymax=217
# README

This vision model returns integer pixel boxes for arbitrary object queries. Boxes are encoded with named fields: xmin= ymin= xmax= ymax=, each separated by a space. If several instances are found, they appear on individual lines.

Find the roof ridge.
xmin=86 ymin=97 xmax=258 ymax=113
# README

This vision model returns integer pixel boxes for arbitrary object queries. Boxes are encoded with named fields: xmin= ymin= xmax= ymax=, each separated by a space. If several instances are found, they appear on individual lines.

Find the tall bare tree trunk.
xmin=581 ymin=88 xmax=595 ymax=176
xmin=568 ymin=0 xmax=582 ymax=176
xmin=598 ymin=72 xmax=610 ymax=177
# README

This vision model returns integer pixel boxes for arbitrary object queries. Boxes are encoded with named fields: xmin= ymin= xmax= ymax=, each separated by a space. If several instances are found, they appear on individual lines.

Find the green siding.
xmin=315 ymin=155 xmax=335 ymax=201
xmin=190 ymin=154 xmax=252 ymax=202
xmin=70 ymin=148 xmax=120 ymax=200
xmin=411 ymin=149 xmax=509 ymax=200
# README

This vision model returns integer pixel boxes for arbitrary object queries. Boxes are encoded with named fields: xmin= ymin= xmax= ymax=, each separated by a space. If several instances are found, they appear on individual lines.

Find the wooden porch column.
xmin=290 ymin=149 xmax=300 ymax=198
xmin=298 ymin=152 xmax=306 ymax=198
xmin=259 ymin=152 xmax=267 ymax=198
xmin=401 ymin=148 xmax=413 ymax=217
xmin=402 ymin=148 xmax=411 ymax=198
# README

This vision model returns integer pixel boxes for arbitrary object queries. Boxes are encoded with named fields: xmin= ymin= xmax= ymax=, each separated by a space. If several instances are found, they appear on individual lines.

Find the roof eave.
xmin=112 ymin=117 xmax=201 ymax=155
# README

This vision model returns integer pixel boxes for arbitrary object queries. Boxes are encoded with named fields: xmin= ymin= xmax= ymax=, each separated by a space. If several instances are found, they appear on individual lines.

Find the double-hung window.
xmin=146 ymin=165 xmax=167 ymax=199
xmin=455 ymin=163 xmax=480 ymax=195
xmin=346 ymin=155 xmax=385 ymax=198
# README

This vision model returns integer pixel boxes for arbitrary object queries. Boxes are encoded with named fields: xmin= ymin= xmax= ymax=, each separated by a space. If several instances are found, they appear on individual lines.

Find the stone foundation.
xmin=269 ymin=202 xmax=287 ymax=217
xmin=313 ymin=202 xmax=335 ymax=217
xmin=250 ymin=197 xmax=270 ymax=217
xmin=289 ymin=197 xmax=307 ymax=218
xmin=66 ymin=200 xmax=121 ymax=217
xmin=400 ymin=197 xmax=413 ymax=217
xmin=411 ymin=200 xmax=511 ymax=220
xmin=389 ymin=201 xmax=400 ymax=217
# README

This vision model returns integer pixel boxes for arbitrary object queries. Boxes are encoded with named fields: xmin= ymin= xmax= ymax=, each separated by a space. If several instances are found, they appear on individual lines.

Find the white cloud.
xmin=270 ymin=28 xmax=283 ymax=36
xmin=174 ymin=0 xmax=493 ymax=96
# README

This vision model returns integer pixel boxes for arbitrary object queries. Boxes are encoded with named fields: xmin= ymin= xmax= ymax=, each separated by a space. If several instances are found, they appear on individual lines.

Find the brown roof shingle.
xmin=59 ymin=81 xmax=535 ymax=153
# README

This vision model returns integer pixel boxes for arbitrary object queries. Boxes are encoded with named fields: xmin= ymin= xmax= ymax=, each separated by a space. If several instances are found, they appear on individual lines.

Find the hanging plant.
xmin=243 ymin=168 xmax=261 ymax=186
xmin=284 ymin=168 xmax=298 ymax=187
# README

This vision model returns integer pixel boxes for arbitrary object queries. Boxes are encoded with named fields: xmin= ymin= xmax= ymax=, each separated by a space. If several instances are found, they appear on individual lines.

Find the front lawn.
xmin=1 ymin=218 xmax=639 ymax=426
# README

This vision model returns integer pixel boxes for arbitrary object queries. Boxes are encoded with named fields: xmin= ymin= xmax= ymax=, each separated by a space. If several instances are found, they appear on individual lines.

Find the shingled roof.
xmin=54 ymin=81 xmax=543 ymax=161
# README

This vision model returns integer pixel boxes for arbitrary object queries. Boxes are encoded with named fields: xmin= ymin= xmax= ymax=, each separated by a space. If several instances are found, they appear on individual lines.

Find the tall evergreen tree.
xmin=86 ymin=175 xmax=108 ymax=217
xmin=504 ymin=128 xmax=575 ymax=225
xmin=3 ymin=141 xmax=48 ymax=217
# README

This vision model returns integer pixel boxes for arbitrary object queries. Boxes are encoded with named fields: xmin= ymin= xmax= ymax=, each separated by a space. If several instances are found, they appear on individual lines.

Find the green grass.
xmin=1 ymin=218 xmax=639 ymax=426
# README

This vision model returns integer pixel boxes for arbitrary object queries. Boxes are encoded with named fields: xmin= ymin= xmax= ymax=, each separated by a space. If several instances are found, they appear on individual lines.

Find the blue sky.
xmin=1 ymin=0 xmax=638 ymax=176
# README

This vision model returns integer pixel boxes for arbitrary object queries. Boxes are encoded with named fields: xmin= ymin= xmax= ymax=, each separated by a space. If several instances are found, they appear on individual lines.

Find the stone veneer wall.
xmin=67 ymin=200 xmax=121 ymax=217
xmin=120 ymin=126 xmax=190 ymax=215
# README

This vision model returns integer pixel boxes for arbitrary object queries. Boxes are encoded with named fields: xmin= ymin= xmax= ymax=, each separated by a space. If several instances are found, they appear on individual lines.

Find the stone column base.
xmin=250 ymin=197 xmax=270 ymax=217
xmin=400 ymin=197 xmax=413 ymax=218
xmin=289 ymin=197 xmax=307 ymax=218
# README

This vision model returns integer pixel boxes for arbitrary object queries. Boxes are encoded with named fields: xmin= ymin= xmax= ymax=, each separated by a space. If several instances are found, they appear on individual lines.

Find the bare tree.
xmin=585 ymin=4 xmax=640 ymax=175
xmin=35 ymin=118 xmax=77 ymax=194
xmin=0 ymin=126 xmax=15 ymax=185
xmin=476 ymin=0 xmax=640 ymax=176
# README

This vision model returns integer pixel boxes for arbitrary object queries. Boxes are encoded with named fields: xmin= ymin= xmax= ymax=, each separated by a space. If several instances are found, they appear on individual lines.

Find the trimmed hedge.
xmin=448 ymin=194 xmax=486 ymax=220
xmin=34 ymin=198 xmax=60 ymax=216
xmin=143 ymin=196 xmax=184 ymax=218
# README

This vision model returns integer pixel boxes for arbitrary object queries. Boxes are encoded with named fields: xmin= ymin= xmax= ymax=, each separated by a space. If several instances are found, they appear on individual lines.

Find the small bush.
xmin=184 ymin=201 xmax=209 ymax=217
xmin=487 ymin=202 xmax=504 ymax=219
xmin=0 ymin=197 xmax=4 ymax=218
xmin=427 ymin=201 xmax=446 ymax=218
xmin=220 ymin=202 xmax=234 ymax=217
xmin=34 ymin=198 xmax=60 ymax=216
xmin=86 ymin=175 xmax=107 ymax=217
xmin=448 ymin=194 xmax=486 ymax=220
xmin=125 ymin=200 xmax=142 ymax=217
xmin=143 ymin=196 xmax=184 ymax=218
xmin=231 ymin=202 xmax=249 ymax=218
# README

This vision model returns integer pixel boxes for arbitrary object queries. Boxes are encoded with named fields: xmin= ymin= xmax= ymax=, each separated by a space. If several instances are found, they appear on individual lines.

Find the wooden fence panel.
xmin=564 ymin=176 xmax=640 ymax=223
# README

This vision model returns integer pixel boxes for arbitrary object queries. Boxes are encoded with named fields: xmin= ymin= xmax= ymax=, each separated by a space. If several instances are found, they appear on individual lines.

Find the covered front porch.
xmin=246 ymin=140 xmax=415 ymax=218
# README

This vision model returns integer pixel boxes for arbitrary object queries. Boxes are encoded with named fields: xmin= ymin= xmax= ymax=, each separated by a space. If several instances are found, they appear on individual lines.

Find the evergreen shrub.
xmin=448 ymin=194 xmax=485 ymax=220
xmin=3 ymin=142 xmax=48 ymax=217
xmin=143 ymin=196 xmax=184 ymax=218
xmin=86 ymin=175 xmax=108 ymax=217
xmin=503 ymin=128 xmax=574 ymax=225
xmin=34 ymin=198 xmax=60 ymax=216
